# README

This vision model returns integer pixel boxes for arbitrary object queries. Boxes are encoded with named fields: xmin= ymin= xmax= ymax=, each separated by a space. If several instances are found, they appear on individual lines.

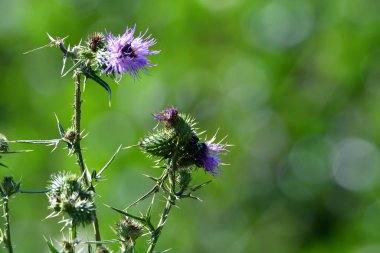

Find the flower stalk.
xmin=70 ymin=223 xmax=77 ymax=247
xmin=71 ymin=71 xmax=101 ymax=245
xmin=2 ymin=196 xmax=13 ymax=253
xmin=147 ymin=155 xmax=178 ymax=253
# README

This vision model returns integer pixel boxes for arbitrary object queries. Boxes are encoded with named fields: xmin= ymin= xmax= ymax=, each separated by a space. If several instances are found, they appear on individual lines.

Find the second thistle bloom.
xmin=104 ymin=26 xmax=159 ymax=78
xmin=141 ymin=107 xmax=228 ymax=175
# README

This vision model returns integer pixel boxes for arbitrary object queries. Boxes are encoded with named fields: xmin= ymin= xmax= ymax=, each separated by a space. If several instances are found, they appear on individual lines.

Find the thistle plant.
xmin=0 ymin=25 xmax=228 ymax=253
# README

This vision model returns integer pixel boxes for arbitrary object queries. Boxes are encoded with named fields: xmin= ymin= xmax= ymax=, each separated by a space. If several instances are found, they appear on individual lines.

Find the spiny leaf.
xmin=54 ymin=114 xmax=66 ymax=137
xmin=105 ymin=204 xmax=146 ymax=223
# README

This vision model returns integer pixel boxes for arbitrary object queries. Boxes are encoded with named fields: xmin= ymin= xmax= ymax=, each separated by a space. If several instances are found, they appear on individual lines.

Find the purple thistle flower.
xmin=154 ymin=107 xmax=178 ymax=122
xmin=104 ymin=26 xmax=159 ymax=78
xmin=195 ymin=132 xmax=228 ymax=175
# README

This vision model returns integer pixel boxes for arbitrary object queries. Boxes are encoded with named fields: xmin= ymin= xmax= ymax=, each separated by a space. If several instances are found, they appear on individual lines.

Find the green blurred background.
xmin=1 ymin=0 xmax=380 ymax=252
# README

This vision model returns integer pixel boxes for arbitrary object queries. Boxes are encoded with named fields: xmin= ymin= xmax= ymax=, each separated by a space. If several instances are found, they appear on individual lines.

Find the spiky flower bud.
xmin=1 ymin=176 xmax=20 ymax=197
xmin=88 ymin=32 xmax=105 ymax=52
xmin=0 ymin=134 xmax=8 ymax=152
xmin=115 ymin=217 xmax=143 ymax=245
xmin=47 ymin=172 xmax=95 ymax=226
xmin=140 ymin=107 xmax=198 ymax=162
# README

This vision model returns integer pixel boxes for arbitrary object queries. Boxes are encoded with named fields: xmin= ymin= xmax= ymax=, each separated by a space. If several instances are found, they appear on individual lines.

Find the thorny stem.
xmin=147 ymin=156 xmax=178 ymax=253
xmin=72 ymin=72 xmax=102 ymax=246
xmin=92 ymin=216 xmax=101 ymax=247
xmin=2 ymin=197 xmax=13 ymax=253
xmin=72 ymin=73 xmax=87 ymax=182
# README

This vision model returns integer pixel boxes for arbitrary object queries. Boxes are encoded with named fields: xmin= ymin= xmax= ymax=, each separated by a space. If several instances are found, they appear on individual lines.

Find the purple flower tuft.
xmin=104 ymin=26 xmax=159 ymax=78
xmin=154 ymin=107 xmax=178 ymax=122
xmin=195 ymin=133 xmax=228 ymax=175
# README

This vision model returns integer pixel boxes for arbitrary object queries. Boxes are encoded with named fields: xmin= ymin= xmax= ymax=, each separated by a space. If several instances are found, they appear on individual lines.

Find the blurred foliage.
xmin=1 ymin=0 xmax=380 ymax=252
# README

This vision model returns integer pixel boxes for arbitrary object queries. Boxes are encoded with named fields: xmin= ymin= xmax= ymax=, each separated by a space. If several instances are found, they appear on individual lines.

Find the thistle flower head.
xmin=104 ymin=26 xmax=159 ymax=78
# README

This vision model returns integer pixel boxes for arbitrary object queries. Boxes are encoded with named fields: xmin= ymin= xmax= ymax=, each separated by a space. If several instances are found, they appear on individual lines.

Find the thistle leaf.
xmin=105 ymin=204 xmax=146 ymax=223
xmin=82 ymin=68 xmax=112 ymax=106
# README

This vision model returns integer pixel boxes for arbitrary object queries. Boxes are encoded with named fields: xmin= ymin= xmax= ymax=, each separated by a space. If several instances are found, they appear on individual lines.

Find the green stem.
xmin=92 ymin=216 xmax=101 ymax=247
xmin=72 ymin=72 xmax=102 ymax=245
xmin=72 ymin=73 xmax=87 ymax=183
xmin=147 ymin=157 xmax=178 ymax=253
xmin=70 ymin=223 xmax=77 ymax=242
xmin=2 ymin=197 xmax=13 ymax=253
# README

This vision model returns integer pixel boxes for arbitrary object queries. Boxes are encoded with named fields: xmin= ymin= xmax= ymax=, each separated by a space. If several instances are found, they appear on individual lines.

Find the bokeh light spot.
xmin=332 ymin=138 xmax=380 ymax=192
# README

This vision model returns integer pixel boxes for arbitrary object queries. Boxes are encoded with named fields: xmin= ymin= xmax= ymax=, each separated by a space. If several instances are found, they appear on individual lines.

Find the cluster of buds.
xmin=46 ymin=172 xmax=95 ymax=227
xmin=140 ymin=107 xmax=227 ymax=175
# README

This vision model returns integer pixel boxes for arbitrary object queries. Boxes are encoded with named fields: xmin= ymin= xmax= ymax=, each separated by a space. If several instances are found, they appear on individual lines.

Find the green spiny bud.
xmin=47 ymin=172 xmax=95 ymax=226
xmin=142 ymin=108 xmax=200 ymax=162
xmin=0 ymin=134 xmax=9 ymax=152
xmin=62 ymin=195 xmax=96 ymax=226
xmin=139 ymin=130 xmax=176 ymax=159
xmin=1 ymin=176 xmax=20 ymax=197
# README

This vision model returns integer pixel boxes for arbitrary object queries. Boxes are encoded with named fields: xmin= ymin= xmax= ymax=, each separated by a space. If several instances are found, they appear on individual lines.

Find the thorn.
xmin=122 ymin=144 xmax=139 ymax=150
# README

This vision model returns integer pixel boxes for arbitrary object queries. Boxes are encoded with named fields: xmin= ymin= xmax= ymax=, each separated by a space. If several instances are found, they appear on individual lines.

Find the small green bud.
xmin=139 ymin=130 xmax=176 ymax=159
xmin=1 ymin=176 xmax=20 ymax=197
xmin=47 ymin=172 xmax=95 ymax=226
xmin=0 ymin=134 xmax=9 ymax=152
